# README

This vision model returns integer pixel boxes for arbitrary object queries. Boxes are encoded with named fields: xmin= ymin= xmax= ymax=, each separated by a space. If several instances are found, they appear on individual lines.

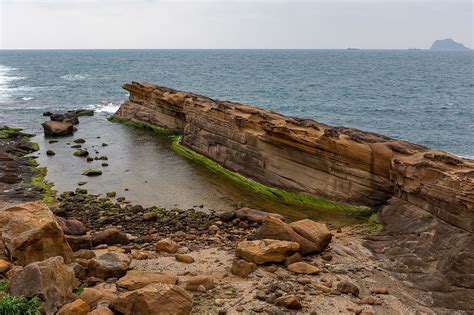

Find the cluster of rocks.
xmin=0 ymin=127 xmax=42 ymax=205
xmin=42 ymin=109 xmax=94 ymax=137
xmin=0 ymin=196 xmax=394 ymax=314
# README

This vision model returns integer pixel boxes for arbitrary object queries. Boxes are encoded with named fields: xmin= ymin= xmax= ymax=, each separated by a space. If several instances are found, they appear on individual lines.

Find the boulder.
xmin=337 ymin=280 xmax=360 ymax=296
xmin=117 ymin=270 xmax=178 ymax=290
xmin=287 ymin=262 xmax=320 ymax=274
xmin=175 ymin=253 xmax=194 ymax=264
xmin=8 ymin=256 xmax=78 ymax=315
xmin=87 ymin=305 xmax=114 ymax=315
xmin=74 ymin=249 xmax=96 ymax=260
xmin=185 ymin=275 xmax=214 ymax=291
xmin=0 ymin=201 xmax=74 ymax=265
xmin=235 ymin=207 xmax=284 ymax=223
xmin=79 ymin=285 xmax=118 ymax=309
xmin=155 ymin=238 xmax=177 ymax=253
xmin=274 ymin=294 xmax=303 ymax=310
xmin=284 ymin=252 xmax=302 ymax=266
xmin=0 ymin=259 xmax=11 ymax=274
xmin=235 ymin=239 xmax=300 ymax=264
xmin=230 ymin=259 xmax=257 ymax=278
xmin=66 ymin=235 xmax=93 ymax=251
xmin=57 ymin=299 xmax=90 ymax=315
xmin=88 ymin=252 xmax=131 ymax=279
xmin=289 ymin=219 xmax=332 ymax=252
xmin=250 ymin=216 xmax=320 ymax=255
xmin=42 ymin=120 xmax=74 ymax=136
xmin=57 ymin=217 xmax=87 ymax=236
xmin=92 ymin=228 xmax=129 ymax=246
xmin=113 ymin=283 xmax=193 ymax=315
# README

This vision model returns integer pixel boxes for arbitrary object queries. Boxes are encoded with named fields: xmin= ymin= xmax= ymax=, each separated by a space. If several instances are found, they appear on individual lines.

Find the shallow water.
xmin=32 ymin=113 xmax=367 ymax=227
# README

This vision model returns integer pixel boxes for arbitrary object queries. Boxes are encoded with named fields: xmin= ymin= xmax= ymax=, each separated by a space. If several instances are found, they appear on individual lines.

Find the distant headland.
xmin=430 ymin=38 xmax=468 ymax=50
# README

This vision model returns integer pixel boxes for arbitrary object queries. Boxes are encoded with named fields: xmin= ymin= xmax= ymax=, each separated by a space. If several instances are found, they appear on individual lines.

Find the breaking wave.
xmin=60 ymin=74 xmax=88 ymax=81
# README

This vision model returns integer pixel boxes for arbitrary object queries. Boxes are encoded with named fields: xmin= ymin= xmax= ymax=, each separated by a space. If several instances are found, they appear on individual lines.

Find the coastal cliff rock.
xmin=113 ymin=82 xmax=474 ymax=310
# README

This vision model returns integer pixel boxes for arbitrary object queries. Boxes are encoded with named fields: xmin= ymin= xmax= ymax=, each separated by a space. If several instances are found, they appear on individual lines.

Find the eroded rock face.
xmin=8 ymin=256 xmax=78 ymax=315
xmin=235 ymin=239 xmax=300 ymax=264
xmin=0 ymin=201 xmax=74 ymax=265
xmin=112 ymin=283 xmax=193 ymax=315
xmin=113 ymin=82 xmax=474 ymax=311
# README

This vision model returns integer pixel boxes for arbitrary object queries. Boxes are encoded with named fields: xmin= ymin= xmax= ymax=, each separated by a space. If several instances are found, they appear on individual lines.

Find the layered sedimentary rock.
xmin=113 ymin=82 xmax=473 ymax=310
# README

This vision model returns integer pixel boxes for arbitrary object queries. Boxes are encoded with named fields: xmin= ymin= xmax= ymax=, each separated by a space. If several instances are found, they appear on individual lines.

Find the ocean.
xmin=1 ymin=49 xmax=473 ymax=156
xmin=0 ymin=50 xmax=472 ymax=224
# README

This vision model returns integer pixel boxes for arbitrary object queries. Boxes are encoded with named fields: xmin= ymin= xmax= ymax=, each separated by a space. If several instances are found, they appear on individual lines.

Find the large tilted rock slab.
xmin=235 ymin=239 xmax=300 ymax=264
xmin=8 ymin=256 xmax=78 ymax=315
xmin=0 ymin=201 xmax=74 ymax=265
xmin=251 ymin=216 xmax=331 ymax=255
xmin=113 ymin=283 xmax=193 ymax=315
xmin=114 ymin=82 xmax=473 ymax=232
xmin=114 ymin=82 xmax=474 ymax=311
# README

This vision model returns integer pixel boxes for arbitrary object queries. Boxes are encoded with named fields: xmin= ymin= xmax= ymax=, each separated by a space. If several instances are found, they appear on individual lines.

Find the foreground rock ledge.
xmin=113 ymin=82 xmax=474 ymax=310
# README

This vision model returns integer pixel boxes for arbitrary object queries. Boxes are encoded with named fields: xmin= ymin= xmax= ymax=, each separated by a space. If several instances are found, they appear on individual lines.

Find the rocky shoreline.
xmin=0 ymin=125 xmax=436 ymax=315
xmin=0 ymin=87 xmax=472 ymax=315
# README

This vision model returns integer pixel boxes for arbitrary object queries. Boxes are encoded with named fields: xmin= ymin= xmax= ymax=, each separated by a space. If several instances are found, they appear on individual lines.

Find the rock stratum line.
xmin=113 ymin=82 xmax=474 ymax=310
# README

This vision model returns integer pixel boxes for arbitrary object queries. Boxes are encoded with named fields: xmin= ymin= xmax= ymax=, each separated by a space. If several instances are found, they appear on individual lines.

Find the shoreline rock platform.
xmin=0 ymin=77 xmax=472 ymax=314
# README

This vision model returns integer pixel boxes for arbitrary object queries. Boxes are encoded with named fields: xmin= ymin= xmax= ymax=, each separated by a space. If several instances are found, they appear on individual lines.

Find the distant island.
xmin=430 ymin=38 xmax=468 ymax=50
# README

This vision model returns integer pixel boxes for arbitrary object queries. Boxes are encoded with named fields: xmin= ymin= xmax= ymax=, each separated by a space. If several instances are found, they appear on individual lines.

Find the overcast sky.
xmin=0 ymin=0 xmax=472 ymax=49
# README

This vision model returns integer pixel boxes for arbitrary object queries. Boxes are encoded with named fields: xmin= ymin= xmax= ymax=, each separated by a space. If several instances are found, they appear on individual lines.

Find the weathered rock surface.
xmin=251 ymin=216 xmax=323 ymax=255
xmin=42 ymin=120 xmax=74 ymax=136
xmin=88 ymin=252 xmax=131 ymax=279
xmin=113 ymin=82 xmax=474 ymax=311
xmin=8 ymin=256 xmax=78 ymax=315
xmin=0 ymin=201 xmax=74 ymax=265
xmin=57 ymin=299 xmax=90 ymax=315
xmin=235 ymin=239 xmax=300 ymax=264
xmin=117 ymin=270 xmax=178 ymax=290
xmin=91 ymin=227 xmax=129 ymax=246
xmin=113 ymin=283 xmax=193 ymax=315
xmin=289 ymin=219 xmax=332 ymax=252
xmin=286 ymin=261 xmax=319 ymax=274
xmin=231 ymin=258 xmax=257 ymax=278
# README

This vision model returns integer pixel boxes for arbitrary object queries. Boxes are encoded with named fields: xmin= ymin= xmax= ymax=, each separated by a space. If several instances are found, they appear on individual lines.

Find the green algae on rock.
xmin=108 ymin=116 xmax=181 ymax=136
xmin=82 ymin=169 xmax=102 ymax=176
xmin=171 ymin=136 xmax=373 ymax=216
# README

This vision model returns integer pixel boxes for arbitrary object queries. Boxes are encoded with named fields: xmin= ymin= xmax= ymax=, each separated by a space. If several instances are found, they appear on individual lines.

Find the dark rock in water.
xmin=74 ymin=138 xmax=86 ymax=144
xmin=74 ymin=149 xmax=89 ymax=157
xmin=48 ymin=140 xmax=59 ymax=144
xmin=82 ymin=169 xmax=102 ymax=176
xmin=46 ymin=150 xmax=56 ymax=156
xmin=72 ymin=109 xmax=94 ymax=117
xmin=430 ymin=38 xmax=468 ymax=50
xmin=86 ymin=157 xmax=94 ymax=162
xmin=42 ymin=121 xmax=74 ymax=137
xmin=129 ymin=205 xmax=144 ymax=214
xmin=71 ymin=144 xmax=82 ymax=149
xmin=43 ymin=111 xmax=53 ymax=117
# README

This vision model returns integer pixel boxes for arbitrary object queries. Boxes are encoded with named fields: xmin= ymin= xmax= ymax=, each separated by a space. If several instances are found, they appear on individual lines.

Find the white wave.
xmin=60 ymin=74 xmax=87 ymax=81
xmin=0 ymin=64 xmax=28 ymax=103
xmin=22 ymin=97 xmax=34 ymax=101
xmin=87 ymin=101 xmax=120 ymax=114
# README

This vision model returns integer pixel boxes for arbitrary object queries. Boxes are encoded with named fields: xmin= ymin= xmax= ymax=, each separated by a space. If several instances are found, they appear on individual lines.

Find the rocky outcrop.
xmin=0 ymin=201 xmax=75 ymax=265
xmin=114 ymin=82 xmax=474 ymax=311
xmin=8 ymin=256 xmax=78 ymax=315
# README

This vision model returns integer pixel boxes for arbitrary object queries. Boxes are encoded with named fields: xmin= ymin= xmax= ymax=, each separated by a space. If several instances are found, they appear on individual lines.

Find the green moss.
xmin=82 ymin=169 xmax=102 ymax=176
xmin=108 ymin=116 xmax=181 ymax=136
xmin=0 ymin=127 xmax=35 ymax=140
xmin=73 ymin=283 xmax=87 ymax=296
xmin=30 ymin=166 xmax=57 ymax=207
xmin=366 ymin=213 xmax=383 ymax=233
xmin=30 ymin=142 xmax=39 ymax=151
xmin=171 ymin=136 xmax=373 ymax=216
xmin=0 ymin=294 xmax=42 ymax=315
